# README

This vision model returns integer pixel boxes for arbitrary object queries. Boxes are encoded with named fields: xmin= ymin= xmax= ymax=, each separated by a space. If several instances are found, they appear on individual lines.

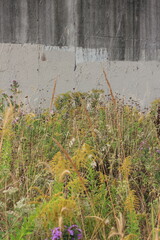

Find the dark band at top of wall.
xmin=0 ymin=0 xmax=160 ymax=61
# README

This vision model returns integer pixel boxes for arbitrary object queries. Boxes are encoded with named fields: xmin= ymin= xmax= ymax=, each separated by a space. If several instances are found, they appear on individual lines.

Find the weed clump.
xmin=0 ymin=82 xmax=160 ymax=239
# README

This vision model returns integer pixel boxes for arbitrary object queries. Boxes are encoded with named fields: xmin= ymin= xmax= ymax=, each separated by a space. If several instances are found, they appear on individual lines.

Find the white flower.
xmin=91 ymin=161 xmax=97 ymax=168
xmin=69 ymin=137 xmax=75 ymax=147
xmin=88 ymin=154 xmax=93 ymax=159
xmin=14 ymin=198 xmax=26 ymax=209
xmin=86 ymin=102 xmax=91 ymax=110
xmin=3 ymin=187 xmax=18 ymax=195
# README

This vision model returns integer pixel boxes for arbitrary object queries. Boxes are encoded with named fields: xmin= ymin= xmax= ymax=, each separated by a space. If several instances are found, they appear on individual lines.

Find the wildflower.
xmin=3 ymin=187 xmax=18 ymax=195
xmin=49 ymin=225 xmax=83 ymax=240
xmin=50 ymin=110 xmax=54 ymax=115
xmin=67 ymin=228 xmax=74 ymax=236
xmin=139 ymin=141 xmax=148 ymax=150
xmin=51 ymin=227 xmax=62 ymax=240
xmin=14 ymin=197 xmax=26 ymax=209
xmin=67 ymin=225 xmax=83 ymax=239
xmin=69 ymin=138 xmax=75 ymax=148
xmin=91 ymin=160 xmax=96 ymax=168
xmin=12 ymin=117 xmax=19 ymax=125
xmin=156 ymin=149 xmax=160 ymax=154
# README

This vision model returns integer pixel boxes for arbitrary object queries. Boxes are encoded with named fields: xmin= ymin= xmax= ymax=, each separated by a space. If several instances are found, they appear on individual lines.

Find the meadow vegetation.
xmin=0 ymin=79 xmax=160 ymax=240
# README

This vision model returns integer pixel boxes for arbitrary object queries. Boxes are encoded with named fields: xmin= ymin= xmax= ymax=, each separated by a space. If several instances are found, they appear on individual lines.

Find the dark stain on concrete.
xmin=77 ymin=0 xmax=85 ymax=48
xmin=53 ymin=0 xmax=68 ymax=47
xmin=27 ymin=0 xmax=39 ymax=43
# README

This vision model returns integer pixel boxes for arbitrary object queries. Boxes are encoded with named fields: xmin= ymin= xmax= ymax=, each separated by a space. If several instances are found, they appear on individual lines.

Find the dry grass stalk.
xmin=49 ymin=78 xmax=57 ymax=112
xmin=86 ymin=215 xmax=108 ymax=240
xmin=0 ymin=103 xmax=13 ymax=153
xmin=108 ymin=213 xmax=127 ymax=240
xmin=103 ymin=69 xmax=125 ymax=161
xmin=58 ymin=216 xmax=63 ymax=230
xmin=103 ymin=69 xmax=116 ymax=106
xmin=59 ymin=170 xmax=71 ymax=182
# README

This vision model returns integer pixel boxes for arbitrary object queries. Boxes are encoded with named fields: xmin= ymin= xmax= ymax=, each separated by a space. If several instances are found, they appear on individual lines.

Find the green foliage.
xmin=0 ymin=86 xmax=160 ymax=239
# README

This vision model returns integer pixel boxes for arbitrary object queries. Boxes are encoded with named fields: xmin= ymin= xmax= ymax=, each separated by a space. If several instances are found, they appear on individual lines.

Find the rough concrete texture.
xmin=0 ymin=1 xmax=160 ymax=107
xmin=0 ymin=43 xmax=159 ymax=109
xmin=0 ymin=0 xmax=160 ymax=60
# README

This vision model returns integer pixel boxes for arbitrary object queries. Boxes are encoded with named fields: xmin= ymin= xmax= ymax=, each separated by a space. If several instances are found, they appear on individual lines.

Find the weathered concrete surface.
xmin=0 ymin=0 xmax=160 ymax=60
xmin=0 ymin=1 xmax=160 ymax=107
xmin=0 ymin=43 xmax=159 ymax=109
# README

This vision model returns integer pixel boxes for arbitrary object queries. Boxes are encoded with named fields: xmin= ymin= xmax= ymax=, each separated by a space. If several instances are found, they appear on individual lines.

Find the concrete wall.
xmin=0 ymin=43 xmax=159 ymax=109
xmin=0 ymin=0 xmax=160 ymax=107
xmin=1 ymin=0 xmax=160 ymax=61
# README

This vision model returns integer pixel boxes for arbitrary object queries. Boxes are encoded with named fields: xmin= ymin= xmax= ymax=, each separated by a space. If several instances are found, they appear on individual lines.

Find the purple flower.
xmin=67 ymin=228 xmax=74 ymax=236
xmin=12 ymin=117 xmax=20 ymax=125
xmin=50 ymin=110 xmax=54 ymax=115
xmin=78 ymin=233 xmax=83 ymax=239
xmin=51 ymin=227 xmax=62 ymax=240
xmin=156 ymin=149 xmax=160 ymax=154
xmin=67 ymin=225 xmax=83 ymax=239
xmin=49 ymin=225 xmax=83 ymax=240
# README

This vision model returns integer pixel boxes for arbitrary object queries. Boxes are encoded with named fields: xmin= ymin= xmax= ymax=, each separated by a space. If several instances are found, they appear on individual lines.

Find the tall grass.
xmin=0 ymin=81 xmax=160 ymax=240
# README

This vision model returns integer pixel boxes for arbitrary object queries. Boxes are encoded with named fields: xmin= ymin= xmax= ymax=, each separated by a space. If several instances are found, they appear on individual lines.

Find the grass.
xmin=0 ymin=79 xmax=160 ymax=240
